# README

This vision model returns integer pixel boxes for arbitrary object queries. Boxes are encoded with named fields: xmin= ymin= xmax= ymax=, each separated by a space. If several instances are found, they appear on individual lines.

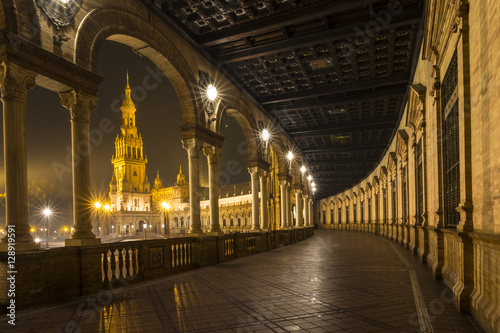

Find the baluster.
xmin=109 ymin=249 xmax=117 ymax=282
xmin=171 ymin=244 xmax=175 ymax=268
xmin=124 ymin=248 xmax=130 ymax=278
xmin=176 ymin=244 xmax=180 ymax=267
xmin=125 ymin=248 xmax=134 ymax=277
xmin=118 ymin=248 xmax=124 ymax=279
xmin=130 ymin=248 xmax=137 ymax=276
xmin=102 ymin=252 xmax=109 ymax=285
xmin=182 ymin=243 xmax=186 ymax=266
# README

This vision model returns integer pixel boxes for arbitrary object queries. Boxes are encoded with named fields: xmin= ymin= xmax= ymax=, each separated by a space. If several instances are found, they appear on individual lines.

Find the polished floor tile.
xmin=0 ymin=231 xmax=481 ymax=332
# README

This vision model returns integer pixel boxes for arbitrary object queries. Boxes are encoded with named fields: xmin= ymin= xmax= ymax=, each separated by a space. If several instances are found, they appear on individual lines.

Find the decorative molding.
xmin=35 ymin=0 xmax=83 ymax=29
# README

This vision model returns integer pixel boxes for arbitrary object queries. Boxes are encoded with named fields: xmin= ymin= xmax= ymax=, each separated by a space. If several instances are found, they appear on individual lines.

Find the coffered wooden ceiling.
xmin=145 ymin=0 xmax=425 ymax=198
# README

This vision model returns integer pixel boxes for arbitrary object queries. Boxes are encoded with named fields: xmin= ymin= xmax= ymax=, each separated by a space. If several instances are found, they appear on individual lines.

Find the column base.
xmin=207 ymin=231 xmax=225 ymax=236
xmin=0 ymin=241 xmax=40 ymax=252
xmin=251 ymin=227 xmax=262 ymax=232
xmin=65 ymin=238 xmax=101 ymax=247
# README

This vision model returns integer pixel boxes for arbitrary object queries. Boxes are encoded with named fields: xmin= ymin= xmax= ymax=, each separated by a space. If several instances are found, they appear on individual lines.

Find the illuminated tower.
xmin=110 ymin=72 xmax=151 ymax=211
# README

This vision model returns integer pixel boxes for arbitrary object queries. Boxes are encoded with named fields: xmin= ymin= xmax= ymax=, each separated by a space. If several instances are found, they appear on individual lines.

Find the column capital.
xmin=247 ymin=158 xmax=270 ymax=172
xmin=0 ymin=62 xmax=36 ymax=102
xmin=278 ymin=172 xmax=292 ymax=183
xmin=203 ymin=146 xmax=222 ymax=163
xmin=182 ymin=138 xmax=203 ymax=156
xmin=59 ymin=90 xmax=98 ymax=123
xmin=248 ymin=166 xmax=259 ymax=176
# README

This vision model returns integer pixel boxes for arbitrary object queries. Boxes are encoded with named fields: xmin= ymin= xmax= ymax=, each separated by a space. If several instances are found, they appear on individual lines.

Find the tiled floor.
xmin=1 ymin=231 xmax=481 ymax=332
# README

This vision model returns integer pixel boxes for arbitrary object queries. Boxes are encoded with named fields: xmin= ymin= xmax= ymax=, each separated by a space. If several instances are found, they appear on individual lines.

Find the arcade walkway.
xmin=1 ymin=231 xmax=481 ymax=333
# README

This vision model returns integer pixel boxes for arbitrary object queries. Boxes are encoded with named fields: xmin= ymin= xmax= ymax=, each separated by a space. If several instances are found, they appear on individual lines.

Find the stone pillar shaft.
xmin=279 ymin=181 xmax=287 ymax=229
xmin=303 ymin=194 xmax=309 ymax=226
xmin=260 ymin=172 xmax=269 ymax=230
xmin=60 ymin=90 xmax=100 ymax=246
xmin=0 ymin=62 xmax=36 ymax=249
xmin=183 ymin=139 xmax=203 ymax=235
xmin=204 ymin=147 xmax=222 ymax=234
xmin=296 ymin=190 xmax=303 ymax=227
xmin=249 ymin=167 xmax=260 ymax=231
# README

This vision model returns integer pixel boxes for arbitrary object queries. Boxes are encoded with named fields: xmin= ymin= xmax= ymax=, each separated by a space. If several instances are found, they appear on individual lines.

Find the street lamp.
xmin=143 ymin=223 xmax=147 ymax=240
xmin=300 ymin=165 xmax=306 ymax=174
xmin=287 ymin=151 xmax=294 ymax=161
xmin=307 ymin=175 xmax=313 ymax=182
xmin=42 ymin=208 xmax=52 ymax=241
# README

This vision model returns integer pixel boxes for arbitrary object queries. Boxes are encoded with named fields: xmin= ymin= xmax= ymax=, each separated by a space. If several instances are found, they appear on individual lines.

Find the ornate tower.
xmin=110 ymin=72 xmax=151 ymax=211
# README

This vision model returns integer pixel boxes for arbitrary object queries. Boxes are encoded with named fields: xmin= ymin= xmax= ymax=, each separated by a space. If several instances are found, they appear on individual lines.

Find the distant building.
xmin=100 ymin=74 xmax=267 ymax=237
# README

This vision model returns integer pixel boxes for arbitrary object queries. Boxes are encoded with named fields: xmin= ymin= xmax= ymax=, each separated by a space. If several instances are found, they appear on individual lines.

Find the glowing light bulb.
xmin=207 ymin=84 xmax=217 ymax=101
xmin=300 ymin=165 xmax=306 ymax=173
xmin=262 ymin=129 xmax=270 ymax=141
xmin=287 ymin=151 xmax=294 ymax=161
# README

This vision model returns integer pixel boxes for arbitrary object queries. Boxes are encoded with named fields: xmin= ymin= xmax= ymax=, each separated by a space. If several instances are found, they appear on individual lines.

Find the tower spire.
xmin=126 ymin=69 xmax=130 ymax=89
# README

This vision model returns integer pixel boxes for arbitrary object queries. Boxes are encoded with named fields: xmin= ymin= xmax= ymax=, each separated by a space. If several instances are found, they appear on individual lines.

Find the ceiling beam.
xmin=303 ymin=142 xmax=388 ymax=154
xmin=288 ymin=118 xmax=397 ymax=138
xmin=218 ymin=8 xmax=422 ymax=64
xmin=199 ymin=0 xmax=377 ymax=47
xmin=259 ymin=74 xmax=408 ymax=104
xmin=309 ymin=157 xmax=380 ymax=166
xmin=266 ymin=85 xmax=405 ymax=112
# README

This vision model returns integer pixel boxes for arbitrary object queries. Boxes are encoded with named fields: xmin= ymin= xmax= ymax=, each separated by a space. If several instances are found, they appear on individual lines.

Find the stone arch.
xmin=215 ymin=101 xmax=259 ymax=162
xmin=74 ymin=8 xmax=201 ymax=125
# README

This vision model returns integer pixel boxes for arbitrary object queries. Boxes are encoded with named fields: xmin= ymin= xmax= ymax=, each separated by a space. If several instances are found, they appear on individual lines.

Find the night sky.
xmin=0 ymin=41 xmax=249 ymax=221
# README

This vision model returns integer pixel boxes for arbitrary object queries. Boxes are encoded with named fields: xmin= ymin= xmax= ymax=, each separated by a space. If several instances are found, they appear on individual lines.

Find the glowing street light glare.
xmin=207 ymin=84 xmax=217 ymax=101
xmin=35 ymin=238 xmax=41 ymax=243
xmin=43 ymin=208 xmax=52 ymax=217
xmin=161 ymin=202 xmax=170 ymax=210
xmin=94 ymin=202 xmax=101 ymax=209
xmin=104 ymin=204 xmax=110 ymax=211
xmin=262 ymin=129 xmax=270 ymax=141
xmin=287 ymin=151 xmax=294 ymax=161
xmin=60 ymin=0 xmax=70 ymax=3
xmin=300 ymin=165 xmax=306 ymax=173
xmin=307 ymin=175 xmax=313 ymax=181
xmin=312 ymin=188 xmax=317 ymax=193
xmin=311 ymin=182 xmax=316 ymax=187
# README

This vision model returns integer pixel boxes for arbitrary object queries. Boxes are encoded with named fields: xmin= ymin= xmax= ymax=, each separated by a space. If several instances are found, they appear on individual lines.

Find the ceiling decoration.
xmin=147 ymin=0 xmax=425 ymax=198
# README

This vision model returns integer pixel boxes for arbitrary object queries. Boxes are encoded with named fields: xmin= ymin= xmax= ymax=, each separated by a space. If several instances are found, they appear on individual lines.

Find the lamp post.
xmin=143 ymin=223 xmax=147 ymax=240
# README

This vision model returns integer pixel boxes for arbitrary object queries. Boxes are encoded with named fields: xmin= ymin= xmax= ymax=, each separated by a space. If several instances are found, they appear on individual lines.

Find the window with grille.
xmin=330 ymin=209 xmax=334 ymax=224
xmin=346 ymin=206 xmax=349 ymax=223
xmin=392 ymin=179 xmax=397 ymax=224
xmin=361 ymin=201 xmax=364 ymax=223
xmin=353 ymin=203 xmax=357 ymax=223
xmin=442 ymin=50 xmax=461 ymax=227
xmin=383 ymin=188 xmax=387 ymax=223
xmin=338 ymin=206 xmax=342 ymax=223
xmin=402 ymin=166 xmax=407 ymax=224
xmin=417 ymin=139 xmax=424 ymax=225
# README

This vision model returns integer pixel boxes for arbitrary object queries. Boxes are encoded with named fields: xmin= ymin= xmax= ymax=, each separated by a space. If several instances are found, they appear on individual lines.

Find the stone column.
xmin=303 ymin=194 xmax=309 ymax=226
xmin=60 ymin=90 xmax=100 ymax=246
xmin=296 ymin=189 xmax=303 ymax=227
xmin=285 ymin=182 xmax=291 ymax=228
xmin=249 ymin=167 xmax=261 ymax=231
xmin=182 ymin=139 xmax=203 ymax=236
xmin=259 ymin=171 xmax=269 ymax=231
xmin=279 ymin=180 xmax=288 ymax=229
xmin=309 ymin=198 xmax=314 ymax=227
xmin=203 ymin=147 xmax=223 ymax=235
xmin=0 ymin=62 xmax=36 ymax=251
